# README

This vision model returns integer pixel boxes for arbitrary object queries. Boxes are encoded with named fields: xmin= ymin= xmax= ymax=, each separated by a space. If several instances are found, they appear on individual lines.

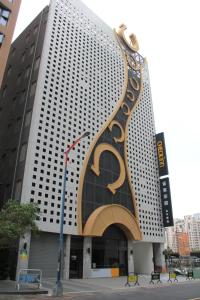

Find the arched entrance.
xmin=81 ymin=204 xmax=141 ymax=278
xmin=92 ymin=225 xmax=128 ymax=276
xmin=83 ymin=204 xmax=142 ymax=240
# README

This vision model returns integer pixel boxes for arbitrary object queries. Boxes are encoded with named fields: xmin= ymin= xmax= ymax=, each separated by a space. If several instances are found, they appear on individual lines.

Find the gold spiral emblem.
xmin=91 ymin=143 xmax=126 ymax=195
xmin=108 ymin=120 xmax=125 ymax=143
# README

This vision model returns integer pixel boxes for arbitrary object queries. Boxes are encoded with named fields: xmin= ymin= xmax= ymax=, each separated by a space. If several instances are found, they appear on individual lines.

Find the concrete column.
xmin=132 ymin=242 xmax=154 ymax=274
xmin=83 ymin=237 xmax=92 ymax=279
xmin=127 ymin=239 xmax=134 ymax=274
xmin=153 ymin=243 xmax=165 ymax=272
xmin=63 ymin=234 xmax=71 ymax=280
xmin=16 ymin=231 xmax=31 ymax=280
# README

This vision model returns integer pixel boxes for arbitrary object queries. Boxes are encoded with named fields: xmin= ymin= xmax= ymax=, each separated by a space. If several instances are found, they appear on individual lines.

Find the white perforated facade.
xmin=20 ymin=0 xmax=164 ymax=241
xmin=128 ymin=63 xmax=164 ymax=243
xmin=21 ymin=0 xmax=125 ymax=235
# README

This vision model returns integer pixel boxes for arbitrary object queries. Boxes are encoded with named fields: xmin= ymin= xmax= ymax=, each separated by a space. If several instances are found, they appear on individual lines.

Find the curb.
xmin=0 ymin=290 xmax=48 ymax=295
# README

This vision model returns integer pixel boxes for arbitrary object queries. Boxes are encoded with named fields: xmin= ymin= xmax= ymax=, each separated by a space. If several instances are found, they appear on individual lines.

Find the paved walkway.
xmin=0 ymin=280 xmax=48 ymax=295
xmin=42 ymin=274 xmax=193 ymax=295
xmin=0 ymin=274 xmax=197 ymax=297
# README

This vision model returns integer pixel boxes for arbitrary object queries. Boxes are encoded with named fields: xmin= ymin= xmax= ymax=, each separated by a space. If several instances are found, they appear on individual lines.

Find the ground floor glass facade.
xmin=92 ymin=225 xmax=128 ymax=276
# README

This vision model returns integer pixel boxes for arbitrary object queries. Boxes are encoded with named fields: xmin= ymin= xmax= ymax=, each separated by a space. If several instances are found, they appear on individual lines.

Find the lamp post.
xmin=54 ymin=131 xmax=90 ymax=297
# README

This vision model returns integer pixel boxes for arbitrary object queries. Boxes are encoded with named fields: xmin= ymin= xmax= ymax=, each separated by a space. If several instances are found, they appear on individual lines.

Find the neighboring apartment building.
xmin=185 ymin=215 xmax=200 ymax=251
xmin=165 ymin=224 xmax=178 ymax=253
xmin=0 ymin=0 xmax=169 ymax=279
xmin=166 ymin=215 xmax=200 ymax=253
xmin=0 ymin=0 xmax=22 ymax=87
xmin=176 ymin=232 xmax=190 ymax=256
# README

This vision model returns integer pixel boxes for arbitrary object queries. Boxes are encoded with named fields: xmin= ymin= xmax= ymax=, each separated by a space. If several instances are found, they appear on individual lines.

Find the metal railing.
xmin=16 ymin=269 xmax=42 ymax=291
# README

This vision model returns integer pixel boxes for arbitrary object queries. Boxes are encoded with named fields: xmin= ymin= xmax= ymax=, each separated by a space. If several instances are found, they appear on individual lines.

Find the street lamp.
xmin=53 ymin=131 xmax=90 ymax=297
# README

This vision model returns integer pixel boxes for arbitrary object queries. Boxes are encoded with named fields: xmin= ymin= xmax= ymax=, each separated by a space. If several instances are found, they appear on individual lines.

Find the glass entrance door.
xmin=69 ymin=236 xmax=83 ymax=278
xmin=92 ymin=225 xmax=128 ymax=276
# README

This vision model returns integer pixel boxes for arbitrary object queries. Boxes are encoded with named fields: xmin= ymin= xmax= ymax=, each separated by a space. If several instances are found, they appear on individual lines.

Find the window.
xmin=15 ymin=181 xmax=22 ymax=200
xmin=17 ymin=73 xmax=21 ymax=85
xmin=25 ymin=110 xmax=32 ymax=127
xmin=6 ymin=66 xmax=11 ymax=78
xmin=25 ymin=66 xmax=30 ymax=78
xmin=0 ymin=7 xmax=10 ymax=26
xmin=34 ymin=57 xmax=40 ymax=71
xmin=2 ymin=86 xmax=7 ymax=97
xmin=21 ymin=52 xmax=26 ymax=63
xmin=19 ymin=90 xmax=26 ymax=104
xmin=19 ymin=144 xmax=27 ymax=162
xmin=30 ymin=81 xmax=36 ymax=97
xmin=0 ymin=33 xmax=4 ymax=46
xmin=25 ymin=32 xmax=30 ymax=43
xmin=34 ymin=25 xmax=38 ymax=35
xmin=30 ymin=43 xmax=35 ymax=56
xmin=11 ymin=47 xmax=16 ymax=56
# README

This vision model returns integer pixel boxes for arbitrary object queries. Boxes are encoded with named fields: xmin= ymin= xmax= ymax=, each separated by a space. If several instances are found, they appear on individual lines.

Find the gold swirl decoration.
xmin=77 ymin=25 xmax=143 ymax=240
xmin=108 ymin=120 xmax=125 ymax=143
xmin=83 ymin=204 xmax=141 ymax=240
xmin=91 ymin=143 xmax=126 ymax=195
xmin=118 ymin=23 xmax=139 ymax=54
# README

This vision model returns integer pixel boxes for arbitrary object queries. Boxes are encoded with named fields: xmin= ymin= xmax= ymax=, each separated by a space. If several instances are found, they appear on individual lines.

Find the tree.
xmin=0 ymin=200 xmax=39 ymax=248
xmin=163 ymin=247 xmax=174 ymax=260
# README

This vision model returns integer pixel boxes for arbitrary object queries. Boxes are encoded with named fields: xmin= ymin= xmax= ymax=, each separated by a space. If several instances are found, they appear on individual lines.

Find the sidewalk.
xmin=0 ymin=274 xmax=196 ymax=297
xmin=0 ymin=280 xmax=48 ymax=295
xmin=42 ymin=273 xmax=194 ymax=295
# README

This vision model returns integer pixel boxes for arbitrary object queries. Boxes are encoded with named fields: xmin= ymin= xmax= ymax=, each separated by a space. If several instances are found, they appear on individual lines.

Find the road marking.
xmin=188 ymin=298 xmax=200 ymax=300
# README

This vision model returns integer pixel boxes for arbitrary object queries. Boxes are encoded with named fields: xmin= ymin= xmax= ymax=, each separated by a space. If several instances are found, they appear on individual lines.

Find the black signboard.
xmin=187 ymin=270 xmax=194 ymax=280
xmin=160 ymin=177 xmax=174 ymax=227
xmin=149 ymin=272 xmax=162 ymax=284
xmin=156 ymin=132 xmax=169 ymax=177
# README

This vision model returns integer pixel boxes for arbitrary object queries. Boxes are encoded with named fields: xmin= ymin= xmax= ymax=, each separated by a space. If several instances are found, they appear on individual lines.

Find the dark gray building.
xmin=0 ymin=6 xmax=49 ymax=206
xmin=0 ymin=6 xmax=48 ymax=279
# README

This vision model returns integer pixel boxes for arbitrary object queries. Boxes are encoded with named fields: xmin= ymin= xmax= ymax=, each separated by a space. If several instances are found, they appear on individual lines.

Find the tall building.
xmin=176 ymin=232 xmax=190 ymax=256
xmin=185 ymin=215 xmax=200 ymax=251
xmin=0 ymin=0 xmax=169 ymax=279
xmin=165 ymin=224 xmax=178 ymax=253
xmin=0 ymin=0 xmax=22 ymax=87
xmin=166 ymin=215 xmax=200 ymax=253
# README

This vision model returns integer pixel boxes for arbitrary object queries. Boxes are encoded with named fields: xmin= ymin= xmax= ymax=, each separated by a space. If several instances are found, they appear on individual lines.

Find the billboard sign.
xmin=156 ymin=132 xmax=169 ymax=177
xmin=160 ymin=177 xmax=174 ymax=227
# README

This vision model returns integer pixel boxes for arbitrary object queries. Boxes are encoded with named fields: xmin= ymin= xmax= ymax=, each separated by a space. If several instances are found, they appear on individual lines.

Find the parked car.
xmin=173 ymin=268 xmax=187 ymax=276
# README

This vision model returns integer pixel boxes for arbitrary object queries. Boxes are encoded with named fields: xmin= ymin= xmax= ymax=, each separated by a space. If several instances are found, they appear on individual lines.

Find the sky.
xmin=13 ymin=0 xmax=200 ymax=219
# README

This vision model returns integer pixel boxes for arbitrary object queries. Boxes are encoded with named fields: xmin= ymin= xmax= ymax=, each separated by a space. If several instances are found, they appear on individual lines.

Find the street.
xmin=0 ymin=280 xmax=200 ymax=300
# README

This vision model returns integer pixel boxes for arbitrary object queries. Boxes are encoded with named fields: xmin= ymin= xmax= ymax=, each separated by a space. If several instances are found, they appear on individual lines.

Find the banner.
xmin=160 ymin=177 xmax=174 ymax=227
xmin=156 ymin=132 xmax=169 ymax=177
